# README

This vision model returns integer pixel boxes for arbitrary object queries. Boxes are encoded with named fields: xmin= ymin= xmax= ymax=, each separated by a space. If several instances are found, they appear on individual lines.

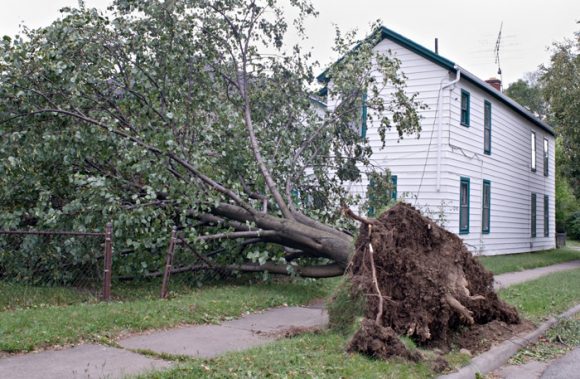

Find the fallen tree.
xmin=0 ymin=0 xmax=423 ymax=278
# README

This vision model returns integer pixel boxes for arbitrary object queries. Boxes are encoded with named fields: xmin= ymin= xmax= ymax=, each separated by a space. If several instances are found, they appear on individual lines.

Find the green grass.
xmin=137 ymin=331 xmax=435 ymax=379
xmin=478 ymin=247 xmax=580 ymax=275
xmin=0 ymin=279 xmax=336 ymax=352
xmin=139 ymin=270 xmax=580 ymax=379
xmin=499 ymin=268 xmax=580 ymax=321
xmin=0 ymin=279 xmax=210 ymax=312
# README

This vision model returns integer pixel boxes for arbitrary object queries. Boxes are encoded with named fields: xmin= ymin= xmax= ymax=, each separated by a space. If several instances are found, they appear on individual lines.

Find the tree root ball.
xmin=347 ymin=203 xmax=520 ymax=359
xmin=346 ymin=319 xmax=421 ymax=361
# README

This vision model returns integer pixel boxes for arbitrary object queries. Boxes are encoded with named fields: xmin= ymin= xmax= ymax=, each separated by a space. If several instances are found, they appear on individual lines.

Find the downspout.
xmin=436 ymin=66 xmax=461 ymax=192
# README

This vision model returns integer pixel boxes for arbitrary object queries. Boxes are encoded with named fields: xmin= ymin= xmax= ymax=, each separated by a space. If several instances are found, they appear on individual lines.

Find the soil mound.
xmin=347 ymin=203 xmax=520 ymax=358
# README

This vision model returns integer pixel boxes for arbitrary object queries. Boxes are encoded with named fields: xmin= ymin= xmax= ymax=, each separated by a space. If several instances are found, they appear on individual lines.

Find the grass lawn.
xmin=0 ymin=278 xmax=336 ymax=352
xmin=498 ymin=268 xmax=580 ymax=321
xmin=138 ymin=269 xmax=580 ymax=379
xmin=478 ymin=246 xmax=580 ymax=275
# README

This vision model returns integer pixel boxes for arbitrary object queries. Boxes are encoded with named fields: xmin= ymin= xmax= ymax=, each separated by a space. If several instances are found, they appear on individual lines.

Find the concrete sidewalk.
xmin=494 ymin=260 xmax=580 ymax=289
xmin=0 ymin=306 xmax=327 ymax=379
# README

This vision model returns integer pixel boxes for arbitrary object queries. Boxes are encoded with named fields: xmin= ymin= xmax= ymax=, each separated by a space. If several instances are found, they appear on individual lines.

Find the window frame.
xmin=482 ymin=180 xmax=491 ymax=234
xmin=460 ymin=90 xmax=470 ymax=127
xmin=544 ymin=195 xmax=549 ymax=237
xmin=531 ymin=131 xmax=537 ymax=172
xmin=543 ymin=138 xmax=549 ymax=177
xmin=459 ymin=177 xmax=470 ymax=234
xmin=531 ymin=193 xmax=537 ymax=237
xmin=484 ymin=100 xmax=492 ymax=155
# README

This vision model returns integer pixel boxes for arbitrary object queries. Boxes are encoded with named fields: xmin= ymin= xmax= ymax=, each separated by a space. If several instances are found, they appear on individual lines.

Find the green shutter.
xmin=461 ymin=90 xmax=470 ymax=127
xmin=531 ymin=131 xmax=537 ymax=172
xmin=367 ymin=178 xmax=375 ymax=217
xmin=544 ymin=195 xmax=549 ymax=237
xmin=361 ymin=92 xmax=368 ymax=139
xmin=459 ymin=177 xmax=470 ymax=234
xmin=531 ymin=193 xmax=537 ymax=237
xmin=482 ymin=180 xmax=491 ymax=234
xmin=391 ymin=175 xmax=398 ymax=202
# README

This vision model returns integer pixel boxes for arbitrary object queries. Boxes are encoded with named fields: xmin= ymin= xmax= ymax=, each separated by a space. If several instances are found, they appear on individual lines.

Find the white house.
xmin=319 ymin=26 xmax=555 ymax=256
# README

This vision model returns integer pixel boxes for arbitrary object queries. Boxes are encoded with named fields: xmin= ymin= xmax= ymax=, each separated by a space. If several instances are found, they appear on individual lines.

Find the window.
xmin=459 ymin=177 xmax=470 ymax=234
xmin=460 ymin=90 xmax=470 ymax=126
xmin=531 ymin=131 xmax=537 ymax=172
xmin=543 ymin=138 xmax=549 ymax=176
xmin=531 ymin=193 xmax=537 ymax=237
xmin=484 ymin=101 xmax=491 ymax=155
xmin=482 ymin=180 xmax=491 ymax=234
xmin=360 ymin=91 xmax=368 ymax=138
xmin=544 ymin=195 xmax=549 ymax=237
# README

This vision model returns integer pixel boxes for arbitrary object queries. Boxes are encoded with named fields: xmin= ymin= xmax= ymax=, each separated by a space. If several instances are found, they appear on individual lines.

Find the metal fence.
xmin=0 ymin=223 xmax=113 ymax=308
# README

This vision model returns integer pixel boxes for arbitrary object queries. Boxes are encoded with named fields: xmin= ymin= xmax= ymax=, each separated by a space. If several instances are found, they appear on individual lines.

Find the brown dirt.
xmin=347 ymin=203 xmax=521 ymax=359
xmin=452 ymin=320 xmax=534 ymax=354
xmin=346 ymin=318 xmax=421 ymax=361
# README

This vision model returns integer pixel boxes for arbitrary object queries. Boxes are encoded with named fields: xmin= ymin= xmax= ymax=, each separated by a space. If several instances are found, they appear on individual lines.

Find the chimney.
xmin=485 ymin=77 xmax=502 ymax=91
xmin=435 ymin=38 xmax=438 ymax=54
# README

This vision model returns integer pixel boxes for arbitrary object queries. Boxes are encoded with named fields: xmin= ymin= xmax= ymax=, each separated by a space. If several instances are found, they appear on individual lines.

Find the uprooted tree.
xmin=0 ymin=0 xmax=424 ymax=279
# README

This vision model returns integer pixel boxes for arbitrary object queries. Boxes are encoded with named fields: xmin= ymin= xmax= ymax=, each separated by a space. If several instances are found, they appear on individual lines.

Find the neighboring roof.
xmin=317 ymin=26 xmax=555 ymax=136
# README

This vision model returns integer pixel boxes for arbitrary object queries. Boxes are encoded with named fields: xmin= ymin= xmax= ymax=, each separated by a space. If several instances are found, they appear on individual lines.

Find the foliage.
xmin=326 ymin=277 xmax=365 ymax=335
xmin=567 ymin=212 xmax=580 ymax=240
xmin=364 ymin=170 xmax=396 ymax=217
xmin=556 ymin=175 xmax=579 ymax=233
xmin=0 ymin=1 xmax=423 ymax=279
xmin=541 ymin=30 xmax=580 ymax=196
xmin=505 ymin=72 xmax=547 ymax=119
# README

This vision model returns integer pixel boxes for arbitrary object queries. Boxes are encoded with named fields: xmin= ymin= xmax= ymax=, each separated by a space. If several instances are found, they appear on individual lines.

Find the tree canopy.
xmin=0 ymin=0 xmax=423 ymax=280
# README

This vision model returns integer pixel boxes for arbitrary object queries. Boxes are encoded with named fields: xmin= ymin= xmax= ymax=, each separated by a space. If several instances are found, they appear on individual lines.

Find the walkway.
xmin=493 ymin=260 xmax=580 ymax=289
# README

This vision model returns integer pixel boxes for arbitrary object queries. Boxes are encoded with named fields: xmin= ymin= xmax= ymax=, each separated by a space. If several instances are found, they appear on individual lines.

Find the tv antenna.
xmin=493 ymin=22 xmax=503 ymax=82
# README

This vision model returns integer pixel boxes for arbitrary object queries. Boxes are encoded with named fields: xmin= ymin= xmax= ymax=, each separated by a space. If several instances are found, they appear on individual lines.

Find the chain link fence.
xmin=0 ymin=224 xmax=112 ymax=311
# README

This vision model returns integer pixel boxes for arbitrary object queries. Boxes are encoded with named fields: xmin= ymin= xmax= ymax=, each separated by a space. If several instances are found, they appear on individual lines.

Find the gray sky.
xmin=1 ymin=0 xmax=578 ymax=85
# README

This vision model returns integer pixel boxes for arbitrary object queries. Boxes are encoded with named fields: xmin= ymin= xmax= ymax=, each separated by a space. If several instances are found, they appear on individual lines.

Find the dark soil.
xmin=452 ymin=320 xmax=534 ymax=354
xmin=346 ymin=203 xmax=521 ymax=359
xmin=346 ymin=318 xmax=421 ymax=361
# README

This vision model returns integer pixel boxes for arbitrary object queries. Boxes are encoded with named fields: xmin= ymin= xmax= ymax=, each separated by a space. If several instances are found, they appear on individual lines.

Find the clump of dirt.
xmin=346 ymin=203 xmax=520 ymax=360
xmin=346 ymin=318 xmax=421 ymax=361
xmin=452 ymin=320 xmax=534 ymax=354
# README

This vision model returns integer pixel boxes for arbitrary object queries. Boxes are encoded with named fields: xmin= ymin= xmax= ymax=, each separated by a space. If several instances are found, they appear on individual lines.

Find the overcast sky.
xmin=1 ymin=0 xmax=578 ymax=86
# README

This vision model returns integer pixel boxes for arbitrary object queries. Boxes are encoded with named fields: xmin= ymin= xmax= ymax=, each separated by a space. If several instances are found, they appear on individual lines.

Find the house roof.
xmin=317 ymin=26 xmax=555 ymax=136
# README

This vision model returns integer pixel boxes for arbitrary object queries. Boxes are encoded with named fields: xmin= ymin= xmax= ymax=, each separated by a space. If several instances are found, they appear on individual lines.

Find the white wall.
xmin=326 ymin=37 xmax=556 ymax=255
xmin=445 ymin=80 xmax=556 ymax=255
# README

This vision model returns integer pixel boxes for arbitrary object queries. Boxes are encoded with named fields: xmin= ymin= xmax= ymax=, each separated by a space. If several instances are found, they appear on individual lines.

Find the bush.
xmin=327 ymin=277 xmax=365 ymax=335
xmin=567 ymin=211 xmax=580 ymax=240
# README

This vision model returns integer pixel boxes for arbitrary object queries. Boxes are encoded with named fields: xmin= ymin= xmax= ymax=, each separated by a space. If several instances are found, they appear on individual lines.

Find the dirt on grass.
xmin=346 ymin=203 xmax=521 ymax=360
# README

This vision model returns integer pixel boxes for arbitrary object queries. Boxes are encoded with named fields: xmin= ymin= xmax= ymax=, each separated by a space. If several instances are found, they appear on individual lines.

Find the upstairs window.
xmin=459 ymin=177 xmax=470 ymax=234
xmin=460 ymin=90 xmax=470 ymax=126
xmin=531 ymin=193 xmax=537 ymax=237
xmin=482 ymin=180 xmax=491 ymax=234
xmin=484 ymin=101 xmax=492 ymax=155
xmin=531 ymin=131 xmax=537 ymax=172
xmin=543 ymin=138 xmax=549 ymax=176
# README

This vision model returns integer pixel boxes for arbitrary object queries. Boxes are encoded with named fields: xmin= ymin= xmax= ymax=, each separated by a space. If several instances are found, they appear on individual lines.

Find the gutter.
xmin=436 ymin=67 xmax=461 ymax=192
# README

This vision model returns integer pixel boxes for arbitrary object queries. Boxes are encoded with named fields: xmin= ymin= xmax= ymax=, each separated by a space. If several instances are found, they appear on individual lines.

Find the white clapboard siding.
xmin=324 ymin=34 xmax=555 ymax=255
xmin=446 ymin=80 xmax=555 ymax=255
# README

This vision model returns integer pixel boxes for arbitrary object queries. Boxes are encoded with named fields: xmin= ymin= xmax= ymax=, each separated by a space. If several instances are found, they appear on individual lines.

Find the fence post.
xmin=102 ymin=222 xmax=113 ymax=301
xmin=160 ymin=227 xmax=177 ymax=299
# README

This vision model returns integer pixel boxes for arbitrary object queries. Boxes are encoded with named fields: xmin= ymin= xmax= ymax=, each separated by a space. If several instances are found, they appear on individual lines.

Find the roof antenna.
xmin=493 ymin=22 xmax=503 ymax=84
